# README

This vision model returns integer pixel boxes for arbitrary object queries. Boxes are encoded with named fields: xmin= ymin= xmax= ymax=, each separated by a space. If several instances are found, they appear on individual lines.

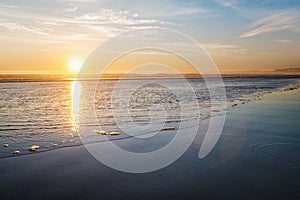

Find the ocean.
xmin=0 ymin=76 xmax=299 ymax=158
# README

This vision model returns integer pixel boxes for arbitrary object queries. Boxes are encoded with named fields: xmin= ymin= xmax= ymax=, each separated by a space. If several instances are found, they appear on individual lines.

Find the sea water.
xmin=0 ymin=77 xmax=298 ymax=158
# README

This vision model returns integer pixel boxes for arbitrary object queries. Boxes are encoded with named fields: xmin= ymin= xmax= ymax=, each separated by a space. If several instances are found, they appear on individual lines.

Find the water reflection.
xmin=71 ymin=81 xmax=81 ymax=131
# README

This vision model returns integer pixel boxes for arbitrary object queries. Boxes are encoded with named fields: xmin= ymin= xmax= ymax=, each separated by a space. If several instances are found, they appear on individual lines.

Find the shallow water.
xmin=0 ymin=77 xmax=298 ymax=158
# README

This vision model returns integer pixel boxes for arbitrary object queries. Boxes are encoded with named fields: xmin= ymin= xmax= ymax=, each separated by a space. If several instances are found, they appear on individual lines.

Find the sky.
xmin=0 ymin=0 xmax=299 ymax=74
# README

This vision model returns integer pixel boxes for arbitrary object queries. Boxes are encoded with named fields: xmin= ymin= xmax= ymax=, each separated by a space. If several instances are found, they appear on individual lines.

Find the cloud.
xmin=75 ymin=9 xmax=170 ymax=26
xmin=181 ymin=8 xmax=209 ymax=15
xmin=35 ymin=20 xmax=65 ymax=26
xmin=214 ymin=0 xmax=300 ymax=39
xmin=241 ymin=10 xmax=300 ymax=38
xmin=58 ymin=33 xmax=100 ymax=41
xmin=0 ymin=2 xmax=17 ymax=9
xmin=0 ymin=4 xmax=171 ymax=44
xmin=0 ymin=20 xmax=50 ymax=35
xmin=148 ymin=7 xmax=209 ymax=18
xmin=275 ymin=39 xmax=293 ymax=43
xmin=61 ymin=0 xmax=98 ymax=2
xmin=203 ymin=43 xmax=246 ymax=56
xmin=127 ymin=26 xmax=160 ymax=30
xmin=213 ymin=0 xmax=237 ymax=7
xmin=63 ymin=4 xmax=78 ymax=12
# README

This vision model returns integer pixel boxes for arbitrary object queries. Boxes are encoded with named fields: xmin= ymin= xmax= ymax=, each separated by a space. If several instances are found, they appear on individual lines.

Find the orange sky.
xmin=0 ymin=0 xmax=299 ymax=74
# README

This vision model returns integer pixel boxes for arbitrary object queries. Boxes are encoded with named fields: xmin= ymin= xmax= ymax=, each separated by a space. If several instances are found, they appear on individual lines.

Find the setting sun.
xmin=68 ymin=58 xmax=83 ymax=73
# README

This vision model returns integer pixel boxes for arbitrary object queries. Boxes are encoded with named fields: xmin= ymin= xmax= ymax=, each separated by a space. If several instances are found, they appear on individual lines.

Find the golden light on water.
xmin=71 ymin=81 xmax=81 ymax=131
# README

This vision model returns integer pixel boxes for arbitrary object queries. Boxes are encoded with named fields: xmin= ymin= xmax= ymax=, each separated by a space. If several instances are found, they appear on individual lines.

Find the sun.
xmin=68 ymin=57 xmax=83 ymax=73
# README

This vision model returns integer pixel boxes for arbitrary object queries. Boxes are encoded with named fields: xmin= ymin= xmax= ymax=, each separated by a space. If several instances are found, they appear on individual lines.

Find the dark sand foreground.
xmin=0 ymin=89 xmax=300 ymax=199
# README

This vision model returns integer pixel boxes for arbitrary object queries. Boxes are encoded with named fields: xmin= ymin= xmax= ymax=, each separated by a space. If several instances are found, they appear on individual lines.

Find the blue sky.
xmin=0 ymin=0 xmax=299 ymax=73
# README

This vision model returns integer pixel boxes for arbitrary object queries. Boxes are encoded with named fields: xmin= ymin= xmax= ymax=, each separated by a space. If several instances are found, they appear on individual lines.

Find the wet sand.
xmin=0 ymin=89 xmax=299 ymax=199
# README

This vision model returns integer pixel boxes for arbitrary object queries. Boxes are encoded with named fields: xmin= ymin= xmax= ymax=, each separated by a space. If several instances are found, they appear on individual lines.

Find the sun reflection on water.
xmin=71 ymin=81 xmax=81 ymax=131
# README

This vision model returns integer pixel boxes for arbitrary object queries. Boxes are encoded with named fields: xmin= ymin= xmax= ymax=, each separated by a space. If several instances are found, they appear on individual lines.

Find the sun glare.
xmin=68 ymin=58 xmax=83 ymax=73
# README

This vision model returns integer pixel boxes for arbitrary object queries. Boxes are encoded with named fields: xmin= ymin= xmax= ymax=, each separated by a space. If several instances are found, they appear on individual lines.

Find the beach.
xmin=1 ymin=0 xmax=300 ymax=199
xmin=0 ymin=88 xmax=299 ymax=199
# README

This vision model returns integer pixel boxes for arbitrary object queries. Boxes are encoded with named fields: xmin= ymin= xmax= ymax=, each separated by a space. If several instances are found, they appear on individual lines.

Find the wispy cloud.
xmin=0 ymin=4 xmax=171 ymax=44
xmin=0 ymin=20 xmax=51 ymax=35
xmin=63 ymin=4 xmax=78 ymax=12
xmin=275 ymin=39 xmax=293 ymax=43
xmin=75 ymin=9 xmax=170 ymax=26
xmin=61 ymin=0 xmax=98 ymax=2
xmin=213 ymin=0 xmax=237 ymax=7
xmin=146 ymin=7 xmax=210 ymax=18
xmin=203 ymin=43 xmax=246 ymax=56
xmin=0 ymin=2 xmax=17 ymax=9
xmin=241 ymin=10 xmax=300 ymax=38
xmin=214 ymin=0 xmax=300 ymax=38
xmin=35 ymin=20 xmax=66 ymax=26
